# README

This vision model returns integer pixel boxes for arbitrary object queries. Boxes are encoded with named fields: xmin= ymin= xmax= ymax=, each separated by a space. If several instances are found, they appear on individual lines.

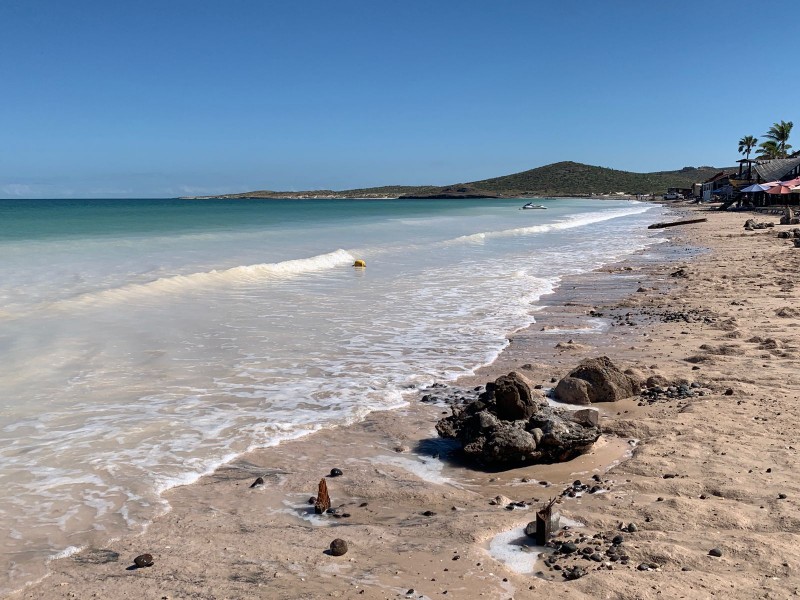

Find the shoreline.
xmin=14 ymin=203 xmax=800 ymax=599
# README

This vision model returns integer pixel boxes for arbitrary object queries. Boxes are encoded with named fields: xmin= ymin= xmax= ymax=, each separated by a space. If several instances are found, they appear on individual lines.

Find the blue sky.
xmin=1 ymin=0 xmax=798 ymax=198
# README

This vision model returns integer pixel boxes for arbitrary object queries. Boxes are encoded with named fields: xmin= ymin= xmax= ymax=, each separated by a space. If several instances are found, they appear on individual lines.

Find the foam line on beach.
xmin=444 ymin=205 xmax=655 ymax=245
xmin=43 ymin=248 xmax=357 ymax=310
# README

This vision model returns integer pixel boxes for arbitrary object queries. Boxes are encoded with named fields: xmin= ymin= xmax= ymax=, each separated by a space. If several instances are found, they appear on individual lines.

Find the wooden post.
xmin=535 ymin=498 xmax=560 ymax=545
xmin=314 ymin=478 xmax=331 ymax=514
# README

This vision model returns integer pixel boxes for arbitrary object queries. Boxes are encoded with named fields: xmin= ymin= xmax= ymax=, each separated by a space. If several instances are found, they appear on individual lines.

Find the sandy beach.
xmin=12 ymin=203 xmax=800 ymax=600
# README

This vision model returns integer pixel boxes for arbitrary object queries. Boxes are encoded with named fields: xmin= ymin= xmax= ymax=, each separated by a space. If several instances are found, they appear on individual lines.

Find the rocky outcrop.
xmin=435 ymin=371 xmax=600 ymax=469
xmin=554 ymin=356 xmax=639 ymax=405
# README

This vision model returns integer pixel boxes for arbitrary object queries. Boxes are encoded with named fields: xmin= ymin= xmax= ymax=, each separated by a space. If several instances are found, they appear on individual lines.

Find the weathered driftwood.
xmin=647 ymin=218 xmax=707 ymax=229
xmin=314 ymin=478 xmax=330 ymax=514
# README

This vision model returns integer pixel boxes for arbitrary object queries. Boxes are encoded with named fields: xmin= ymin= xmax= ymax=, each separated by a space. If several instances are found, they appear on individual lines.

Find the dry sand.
xmin=12 ymin=205 xmax=800 ymax=599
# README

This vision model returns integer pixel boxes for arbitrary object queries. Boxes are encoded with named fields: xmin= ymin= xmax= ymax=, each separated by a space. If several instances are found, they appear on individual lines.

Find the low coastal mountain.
xmin=186 ymin=162 xmax=725 ymax=200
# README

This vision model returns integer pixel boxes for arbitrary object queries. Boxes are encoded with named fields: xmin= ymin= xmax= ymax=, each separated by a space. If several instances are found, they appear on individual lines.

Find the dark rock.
xmin=133 ymin=553 xmax=154 ymax=568
xmin=250 ymin=477 xmax=265 ymax=488
xmin=778 ymin=493 xmax=788 ymax=499
xmin=560 ymin=542 xmax=578 ymax=554
xmin=435 ymin=371 xmax=600 ymax=469
xmin=626 ymin=523 xmax=638 ymax=533
xmin=422 ymin=510 xmax=436 ymax=517
xmin=708 ymin=548 xmax=722 ymax=557
xmin=570 ymin=408 xmax=599 ymax=427
xmin=329 ymin=539 xmax=348 ymax=556
xmin=494 ymin=372 xmax=539 ymax=421
xmin=554 ymin=357 xmax=639 ymax=405
xmin=637 ymin=563 xmax=650 ymax=571
xmin=329 ymin=468 xmax=343 ymax=477
xmin=612 ymin=534 xmax=624 ymax=545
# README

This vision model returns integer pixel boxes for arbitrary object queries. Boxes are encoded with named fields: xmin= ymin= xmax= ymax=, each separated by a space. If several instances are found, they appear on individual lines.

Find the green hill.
xmin=187 ymin=162 xmax=727 ymax=199
xmin=463 ymin=161 xmax=724 ymax=196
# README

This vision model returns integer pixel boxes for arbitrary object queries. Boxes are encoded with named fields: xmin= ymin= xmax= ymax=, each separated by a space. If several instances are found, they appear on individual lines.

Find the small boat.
xmin=521 ymin=202 xmax=547 ymax=210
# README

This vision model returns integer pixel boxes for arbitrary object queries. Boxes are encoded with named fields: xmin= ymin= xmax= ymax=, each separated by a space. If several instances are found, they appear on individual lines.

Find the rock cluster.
xmin=540 ymin=530 xmax=634 ymax=579
xmin=435 ymin=372 xmax=600 ymax=469
xmin=639 ymin=377 xmax=705 ymax=404
xmin=777 ymin=228 xmax=800 ymax=239
xmin=553 ymin=357 xmax=639 ymax=405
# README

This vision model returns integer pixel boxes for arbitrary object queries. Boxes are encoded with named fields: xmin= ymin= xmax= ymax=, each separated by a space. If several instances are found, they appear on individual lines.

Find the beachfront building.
xmin=701 ymin=171 xmax=732 ymax=202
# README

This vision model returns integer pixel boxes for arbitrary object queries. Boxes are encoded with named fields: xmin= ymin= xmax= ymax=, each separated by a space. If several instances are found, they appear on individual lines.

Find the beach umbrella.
xmin=766 ymin=184 xmax=794 ymax=195
xmin=740 ymin=183 xmax=770 ymax=192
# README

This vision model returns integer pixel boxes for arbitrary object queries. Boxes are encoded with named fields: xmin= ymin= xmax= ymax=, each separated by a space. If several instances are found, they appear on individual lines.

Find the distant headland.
xmin=181 ymin=161 xmax=727 ymax=200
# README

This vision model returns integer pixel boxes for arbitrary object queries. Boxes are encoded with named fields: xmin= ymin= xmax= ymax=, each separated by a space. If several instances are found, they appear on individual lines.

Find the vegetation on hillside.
xmin=190 ymin=161 xmax=728 ymax=200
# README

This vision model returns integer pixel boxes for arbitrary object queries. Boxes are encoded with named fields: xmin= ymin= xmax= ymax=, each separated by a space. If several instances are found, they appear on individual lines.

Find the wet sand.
xmin=12 ymin=204 xmax=800 ymax=599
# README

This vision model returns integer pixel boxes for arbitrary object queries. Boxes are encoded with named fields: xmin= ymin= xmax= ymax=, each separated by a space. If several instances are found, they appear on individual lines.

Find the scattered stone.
xmin=329 ymin=468 xmax=343 ymax=477
xmin=314 ymin=479 xmax=331 ymax=514
xmin=708 ymin=548 xmax=722 ymax=557
xmin=778 ymin=493 xmax=788 ymax=500
xmin=422 ymin=510 xmax=436 ymax=517
xmin=133 ymin=554 xmax=154 ymax=568
xmin=626 ymin=523 xmax=638 ymax=533
xmin=560 ymin=542 xmax=578 ymax=554
xmin=329 ymin=539 xmax=348 ymax=556
xmin=562 ymin=565 xmax=586 ymax=580
xmin=249 ymin=477 xmax=264 ymax=488
xmin=612 ymin=534 xmax=624 ymax=545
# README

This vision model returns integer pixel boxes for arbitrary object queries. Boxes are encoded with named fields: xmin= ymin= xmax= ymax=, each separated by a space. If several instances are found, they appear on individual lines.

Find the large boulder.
xmin=436 ymin=372 xmax=600 ymax=469
xmin=554 ymin=356 xmax=639 ymax=405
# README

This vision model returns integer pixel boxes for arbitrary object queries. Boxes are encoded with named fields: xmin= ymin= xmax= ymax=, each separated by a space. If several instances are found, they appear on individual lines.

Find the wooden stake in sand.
xmin=534 ymin=498 xmax=560 ymax=545
xmin=314 ymin=479 xmax=331 ymax=514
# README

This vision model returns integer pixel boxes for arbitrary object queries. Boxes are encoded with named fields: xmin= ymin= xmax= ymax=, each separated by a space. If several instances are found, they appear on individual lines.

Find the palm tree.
xmin=756 ymin=140 xmax=781 ymax=160
xmin=763 ymin=120 xmax=793 ymax=158
xmin=738 ymin=135 xmax=758 ymax=159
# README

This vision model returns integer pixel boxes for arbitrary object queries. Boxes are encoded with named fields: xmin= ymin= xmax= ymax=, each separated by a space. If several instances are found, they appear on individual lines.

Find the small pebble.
xmin=708 ymin=548 xmax=722 ymax=557
xmin=329 ymin=468 xmax=343 ymax=477
xmin=249 ymin=477 xmax=264 ymax=488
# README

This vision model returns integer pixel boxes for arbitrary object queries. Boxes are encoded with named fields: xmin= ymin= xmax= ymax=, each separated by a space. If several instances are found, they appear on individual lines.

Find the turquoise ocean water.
xmin=0 ymin=197 xmax=665 ymax=591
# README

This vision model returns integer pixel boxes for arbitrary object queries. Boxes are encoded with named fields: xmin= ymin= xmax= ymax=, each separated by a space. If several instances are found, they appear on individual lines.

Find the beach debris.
xmin=249 ymin=476 xmax=265 ymax=488
xmin=647 ymin=218 xmax=707 ymax=229
xmin=352 ymin=259 xmax=366 ymax=268
xmin=314 ymin=479 xmax=331 ymax=514
xmin=436 ymin=371 xmax=600 ymax=469
xmin=743 ymin=218 xmax=774 ymax=230
xmin=133 ymin=553 xmax=154 ymax=568
xmin=328 ymin=468 xmax=343 ymax=477
xmin=553 ymin=356 xmax=639 ymax=405
xmin=526 ymin=498 xmax=560 ymax=545
xmin=329 ymin=538 xmax=348 ymax=556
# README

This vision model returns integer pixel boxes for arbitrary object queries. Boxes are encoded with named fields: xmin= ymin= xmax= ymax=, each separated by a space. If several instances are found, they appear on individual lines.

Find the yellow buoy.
xmin=353 ymin=259 xmax=366 ymax=268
